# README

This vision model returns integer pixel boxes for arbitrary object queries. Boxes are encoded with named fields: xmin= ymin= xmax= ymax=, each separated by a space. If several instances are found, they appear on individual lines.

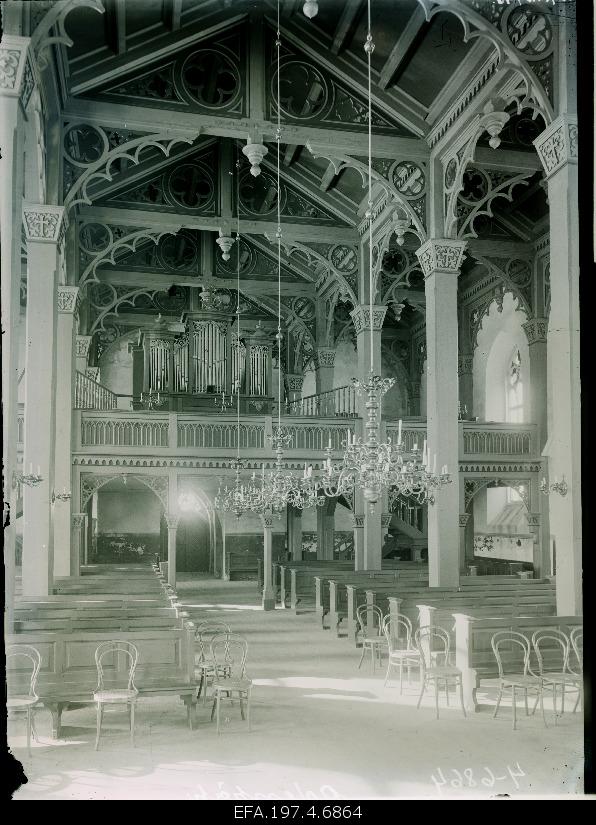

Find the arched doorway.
xmin=174 ymin=511 xmax=211 ymax=572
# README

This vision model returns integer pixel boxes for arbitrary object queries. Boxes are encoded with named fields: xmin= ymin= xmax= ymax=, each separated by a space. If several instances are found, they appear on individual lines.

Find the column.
xmin=1 ymin=36 xmax=31 ymax=626
xmin=416 ymin=239 xmax=467 ymax=587
xmin=21 ymin=204 xmax=65 ymax=599
xmin=284 ymin=374 xmax=304 ymax=404
xmin=351 ymin=513 xmax=365 ymax=571
xmin=53 ymin=287 xmax=80 ymax=577
xmin=75 ymin=335 xmax=91 ymax=373
xmin=165 ymin=512 xmax=180 ymax=588
xmin=71 ymin=513 xmax=86 ymax=576
xmin=287 ymin=504 xmax=303 ymax=560
xmin=314 ymin=347 xmax=336 ymax=404
xmin=316 ymin=498 xmax=335 ymax=560
xmin=459 ymin=513 xmax=472 ymax=574
xmin=534 ymin=115 xmax=580 ymax=614
xmin=458 ymin=354 xmax=474 ymax=419
xmin=522 ymin=317 xmax=550 ymax=579
xmin=261 ymin=511 xmax=275 ymax=611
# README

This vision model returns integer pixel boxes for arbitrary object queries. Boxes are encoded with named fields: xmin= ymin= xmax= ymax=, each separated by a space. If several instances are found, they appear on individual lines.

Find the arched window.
xmin=505 ymin=348 xmax=523 ymax=423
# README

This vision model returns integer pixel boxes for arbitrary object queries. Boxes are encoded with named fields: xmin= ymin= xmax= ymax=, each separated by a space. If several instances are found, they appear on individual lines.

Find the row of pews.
xmin=7 ymin=562 xmax=200 ymax=737
xmin=273 ymin=560 xmax=582 ymax=712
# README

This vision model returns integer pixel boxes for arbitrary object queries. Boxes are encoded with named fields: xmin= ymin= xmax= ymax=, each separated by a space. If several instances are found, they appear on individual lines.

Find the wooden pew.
xmin=450 ymin=613 xmax=582 ymax=712
xmin=6 ymin=622 xmax=198 ymax=738
xmin=277 ymin=561 xmax=355 ymax=608
xmin=224 ymin=551 xmax=261 ymax=582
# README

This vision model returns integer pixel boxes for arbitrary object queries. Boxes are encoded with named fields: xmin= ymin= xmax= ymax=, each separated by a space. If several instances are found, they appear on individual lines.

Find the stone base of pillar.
xmin=262 ymin=589 xmax=276 ymax=611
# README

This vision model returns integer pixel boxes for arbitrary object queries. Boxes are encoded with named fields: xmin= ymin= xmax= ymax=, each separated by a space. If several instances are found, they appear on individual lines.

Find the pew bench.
xmin=6 ymin=624 xmax=198 ymax=739
xmin=224 ymin=552 xmax=262 ymax=582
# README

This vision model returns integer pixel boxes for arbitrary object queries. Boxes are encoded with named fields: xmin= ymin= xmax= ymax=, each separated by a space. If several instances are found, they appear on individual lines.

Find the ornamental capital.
xmin=459 ymin=513 xmax=471 ymax=527
xmin=71 ymin=513 xmax=86 ymax=529
xmin=57 ymin=286 xmax=80 ymax=315
xmin=381 ymin=513 xmax=392 ymax=529
xmin=86 ymin=367 xmax=100 ymax=382
xmin=527 ymin=513 xmax=541 ymax=528
xmin=261 ymin=514 xmax=274 ymax=529
xmin=165 ymin=512 xmax=180 ymax=530
xmin=416 ymin=239 xmax=467 ymax=278
xmin=76 ymin=335 xmax=92 ymax=358
xmin=522 ymin=317 xmax=548 ymax=345
xmin=0 ymin=36 xmax=33 ymax=106
xmin=314 ymin=348 xmax=336 ymax=369
xmin=350 ymin=304 xmax=387 ymax=334
xmin=23 ymin=204 xmax=66 ymax=244
xmin=351 ymin=514 xmax=365 ymax=529
xmin=533 ymin=115 xmax=578 ymax=179
xmin=284 ymin=373 xmax=304 ymax=392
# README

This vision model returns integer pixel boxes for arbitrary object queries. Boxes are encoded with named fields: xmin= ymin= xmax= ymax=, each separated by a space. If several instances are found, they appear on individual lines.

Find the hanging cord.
xmin=365 ymin=0 xmax=374 ymax=375
xmin=235 ymin=146 xmax=241 ymax=461
xmin=276 ymin=0 xmax=282 ymax=430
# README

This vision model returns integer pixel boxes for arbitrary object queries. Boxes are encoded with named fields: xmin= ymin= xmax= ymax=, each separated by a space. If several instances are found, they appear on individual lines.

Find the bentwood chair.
xmin=569 ymin=628 xmax=583 ymax=713
xmin=93 ymin=640 xmax=139 ymax=750
xmin=6 ymin=644 xmax=42 ymax=755
xmin=194 ymin=621 xmax=232 ymax=705
xmin=356 ymin=604 xmax=387 ymax=672
xmin=531 ymin=629 xmax=582 ymax=723
xmin=209 ymin=633 xmax=252 ymax=734
xmin=415 ymin=626 xmax=466 ymax=719
xmin=381 ymin=614 xmax=421 ymax=692
xmin=491 ymin=631 xmax=545 ymax=730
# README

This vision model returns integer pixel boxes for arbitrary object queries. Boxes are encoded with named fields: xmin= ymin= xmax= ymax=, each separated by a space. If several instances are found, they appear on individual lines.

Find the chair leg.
xmin=399 ymin=659 xmax=404 ymax=694
xmin=524 ymin=689 xmax=529 ymax=716
xmin=216 ymin=694 xmax=221 ymax=735
xmin=458 ymin=678 xmax=466 ymax=718
xmin=553 ymin=684 xmax=558 ymax=725
xmin=512 ymin=686 xmax=517 ymax=731
xmin=26 ymin=708 xmax=31 ymax=756
xmin=434 ymin=679 xmax=440 ymax=720
xmin=561 ymin=684 xmax=566 ymax=715
xmin=357 ymin=646 xmax=365 ymax=670
xmin=247 ymin=691 xmax=251 ymax=732
xmin=416 ymin=678 xmax=426 ymax=710
xmin=494 ymin=687 xmax=503 ymax=719
xmin=130 ymin=702 xmax=135 ymax=747
xmin=239 ymin=695 xmax=245 ymax=721
xmin=95 ymin=703 xmax=102 ymax=751
xmin=539 ymin=685 xmax=548 ymax=728
xmin=384 ymin=661 xmax=392 ymax=688
xmin=30 ymin=708 xmax=39 ymax=743
xmin=371 ymin=645 xmax=375 ymax=673
xmin=210 ymin=696 xmax=217 ymax=722
xmin=445 ymin=680 xmax=450 ymax=707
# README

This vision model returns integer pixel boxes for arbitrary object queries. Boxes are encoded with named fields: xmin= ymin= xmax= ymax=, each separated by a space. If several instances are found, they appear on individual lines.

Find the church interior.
xmin=1 ymin=0 xmax=585 ymax=800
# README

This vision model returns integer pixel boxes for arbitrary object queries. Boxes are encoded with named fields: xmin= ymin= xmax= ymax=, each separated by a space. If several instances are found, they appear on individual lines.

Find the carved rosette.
xmin=23 ymin=204 xmax=66 ymax=246
xmin=57 ymin=286 xmax=80 ymax=315
xmin=285 ymin=374 xmax=304 ymax=392
xmin=349 ymin=305 xmax=387 ymax=334
xmin=314 ymin=348 xmax=336 ymax=369
xmin=416 ymin=239 xmax=467 ymax=278
xmin=76 ymin=335 xmax=92 ymax=359
xmin=458 ymin=355 xmax=474 ymax=376
xmin=459 ymin=513 xmax=471 ymax=528
xmin=0 ymin=36 xmax=33 ymax=106
xmin=534 ymin=115 xmax=578 ymax=179
xmin=522 ymin=317 xmax=548 ymax=345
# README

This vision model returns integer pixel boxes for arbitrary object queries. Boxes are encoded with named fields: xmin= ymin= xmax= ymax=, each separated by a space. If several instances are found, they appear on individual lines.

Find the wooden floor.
xmin=9 ymin=571 xmax=584 ymax=800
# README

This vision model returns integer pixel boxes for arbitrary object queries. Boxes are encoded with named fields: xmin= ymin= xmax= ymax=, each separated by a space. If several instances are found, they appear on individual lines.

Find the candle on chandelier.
xmin=303 ymin=462 xmax=308 ymax=479
xmin=433 ymin=455 xmax=437 ymax=474
xmin=37 ymin=465 xmax=41 ymax=477
xmin=442 ymin=465 xmax=448 ymax=475
xmin=413 ymin=443 xmax=418 ymax=452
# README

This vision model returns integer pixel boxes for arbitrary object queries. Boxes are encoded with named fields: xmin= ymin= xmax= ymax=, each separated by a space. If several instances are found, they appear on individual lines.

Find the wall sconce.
xmin=540 ymin=476 xmax=568 ymax=497
xmin=52 ymin=489 xmax=72 ymax=504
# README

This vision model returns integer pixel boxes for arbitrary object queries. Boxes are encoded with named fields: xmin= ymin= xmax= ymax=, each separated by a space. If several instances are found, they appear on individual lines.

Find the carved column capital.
xmin=527 ymin=513 xmax=541 ymax=529
xmin=314 ymin=348 xmax=336 ymax=369
xmin=165 ymin=513 xmax=180 ymax=530
xmin=0 ymin=36 xmax=34 ymax=108
xmin=23 ymin=203 xmax=66 ymax=245
xmin=459 ymin=513 xmax=471 ymax=528
xmin=381 ymin=513 xmax=392 ymax=529
xmin=534 ymin=115 xmax=578 ymax=179
xmin=284 ymin=373 xmax=304 ymax=392
xmin=522 ymin=317 xmax=548 ymax=345
xmin=261 ymin=513 xmax=274 ymax=529
xmin=71 ymin=513 xmax=86 ymax=529
xmin=76 ymin=335 xmax=92 ymax=359
xmin=350 ymin=305 xmax=387 ymax=334
xmin=416 ymin=239 xmax=467 ymax=278
xmin=351 ymin=514 xmax=365 ymax=529
xmin=57 ymin=286 xmax=80 ymax=315
xmin=86 ymin=367 xmax=100 ymax=382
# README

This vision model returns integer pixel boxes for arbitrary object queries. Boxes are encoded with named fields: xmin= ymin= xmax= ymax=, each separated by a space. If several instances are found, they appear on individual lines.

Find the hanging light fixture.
xmin=303 ymin=1 xmax=319 ymax=19
xmin=242 ymin=136 xmax=268 ymax=177
xmin=317 ymin=0 xmax=451 ymax=512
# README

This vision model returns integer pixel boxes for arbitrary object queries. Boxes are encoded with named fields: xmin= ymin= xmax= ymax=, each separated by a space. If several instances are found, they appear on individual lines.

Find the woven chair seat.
xmin=212 ymin=677 xmax=252 ymax=692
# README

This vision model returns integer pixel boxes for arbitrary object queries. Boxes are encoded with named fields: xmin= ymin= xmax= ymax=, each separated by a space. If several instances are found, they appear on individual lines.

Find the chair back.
xmin=356 ymin=604 xmax=384 ymax=637
xmin=531 ymin=629 xmax=569 ymax=675
xmin=95 ymin=640 xmax=139 ymax=692
xmin=195 ymin=621 xmax=231 ymax=663
xmin=210 ymin=633 xmax=248 ymax=680
xmin=491 ymin=631 xmax=532 ymax=679
xmin=6 ymin=644 xmax=41 ymax=700
xmin=382 ymin=614 xmax=413 ymax=654
xmin=569 ymin=628 xmax=583 ymax=675
xmin=414 ymin=626 xmax=450 ymax=672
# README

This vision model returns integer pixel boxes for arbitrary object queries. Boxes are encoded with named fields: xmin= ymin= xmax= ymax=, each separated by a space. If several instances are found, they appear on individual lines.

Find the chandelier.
xmin=318 ymin=0 xmax=451 ymax=512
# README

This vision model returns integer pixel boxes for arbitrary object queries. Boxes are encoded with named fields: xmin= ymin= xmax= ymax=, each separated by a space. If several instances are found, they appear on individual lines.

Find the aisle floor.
xmin=11 ymin=575 xmax=584 ymax=800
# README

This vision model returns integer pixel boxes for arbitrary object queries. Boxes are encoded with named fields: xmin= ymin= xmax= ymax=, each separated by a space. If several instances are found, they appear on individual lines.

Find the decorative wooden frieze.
xmin=416 ymin=239 xmax=467 ymax=278
xmin=349 ymin=304 xmax=387 ymax=334
xmin=522 ymin=317 xmax=548 ymax=345
xmin=57 ymin=286 xmax=80 ymax=315
xmin=314 ymin=348 xmax=336 ymax=369
xmin=22 ymin=204 xmax=66 ymax=245
xmin=533 ymin=115 xmax=578 ymax=178
xmin=76 ymin=335 xmax=92 ymax=359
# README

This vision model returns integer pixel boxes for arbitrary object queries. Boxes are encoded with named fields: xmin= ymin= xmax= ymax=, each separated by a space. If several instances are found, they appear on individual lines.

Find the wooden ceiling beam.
xmin=378 ymin=6 xmax=427 ymax=91
xmin=94 ymin=269 xmax=315 ymax=295
xmin=330 ymin=0 xmax=363 ymax=56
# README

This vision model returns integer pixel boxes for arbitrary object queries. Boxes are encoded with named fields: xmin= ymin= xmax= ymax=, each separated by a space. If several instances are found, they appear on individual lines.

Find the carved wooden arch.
xmin=80 ymin=472 xmax=169 ymax=511
xmin=464 ymin=476 xmax=531 ymax=513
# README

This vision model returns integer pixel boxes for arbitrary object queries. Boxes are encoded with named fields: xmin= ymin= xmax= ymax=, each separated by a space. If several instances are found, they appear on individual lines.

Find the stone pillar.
xmin=458 ymin=354 xmax=474 ymax=419
xmin=534 ymin=115 xmax=580 ymax=614
xmin=287 ymin=504 xmax=303 ymax=560
xmin=21 ymin=205 xmax=66 ymax=599
xmin=1 ymin=36 xmax=31 ymax=625
xmin=75 ymin=335 xmax=92 ymax=374
xmin=165 ymin=512 xmax=180 ymax=588
xmin=459 ymin=513 xmax=471 ymax=574
xmin=314 ymin=348 xmax=336 ymax=398
xmin=349 ymin=304 xmax=387 ymax=411
xmin=527 ymin=512 xmax=546 ymax=578
xmin=351 ymin=513 xmax=365 ymax=571
xmin=71 ymin=513 xmax=86 ymax=576
xmin=416 ymin=239 xmax=467 ymax=588
xmin=316 ymin=498 xmax=335 ymax=560
xmin=53 ymin=287 xmax=80 ymax=577
xmin=261 ymin=511 xmax=275 ymax=611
